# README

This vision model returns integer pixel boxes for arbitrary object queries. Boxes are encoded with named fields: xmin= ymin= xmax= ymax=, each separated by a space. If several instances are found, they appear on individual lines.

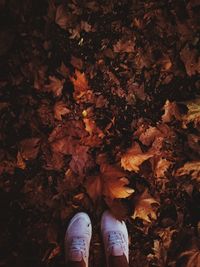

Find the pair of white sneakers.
xmin=65 ymin=210 xmax=129 ymax=267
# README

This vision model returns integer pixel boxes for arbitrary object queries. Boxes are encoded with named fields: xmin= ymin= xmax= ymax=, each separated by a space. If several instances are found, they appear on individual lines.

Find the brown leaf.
xmin=121 ymin=142 xmax=153 ymax=172
xmin=69 ymin=145 xmax=94 ymax=176
xmin=175 ymin=161 xmax=200 ymax=181
xmin=178 ymin=249 xmax=200 ymax=267
xmin=86 ymin=161 xmax=134 ymax=201
xmin=154 ymin=158 xmax=172 ymax=178
xmin=70 ymin=56 xmax=83 ymax=70
xmin=54 ymin=101 xmax=71 ymax=121
xmin=132 ymin=190 xmax=159 ymax=223
xmin=55 ymin=5 xmax=70 ymax=30
xmin=162 ymin=100 xmax=181 ymax=123
xmin=85 ymin=175 xmax=102 ymax=201
xmin=182 ymin=98 xmax=200 ymax=128
xmin=44 ymin=76 xmax=65 ymax=97
xmin=70 ymin=70 xmax=94 ymax=103
xmin=20 ymin=138 xmax=41 ymax=160
xmin=180 ymin=45 xmax=200 ymax=76
xmin=113 ymin=39 xmax=135 ymax=53
xmin=16 ymin=151 xmax=26 ymax=169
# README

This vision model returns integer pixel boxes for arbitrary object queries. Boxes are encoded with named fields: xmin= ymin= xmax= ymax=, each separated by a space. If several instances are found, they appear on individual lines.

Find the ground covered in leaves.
xmin=0 ymin=0 xmax=200 ymax=266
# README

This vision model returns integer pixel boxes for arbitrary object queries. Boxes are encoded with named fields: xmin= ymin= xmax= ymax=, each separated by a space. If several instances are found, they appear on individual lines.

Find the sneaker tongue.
xmin=111 ymin=244 xmax=123 ymax=256
xmin=69 ymin=249 xmax=82 ymax=261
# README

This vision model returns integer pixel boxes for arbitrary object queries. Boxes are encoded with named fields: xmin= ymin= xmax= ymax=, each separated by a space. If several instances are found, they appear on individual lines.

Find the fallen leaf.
xmin=85 ymin=175 xmax=102 ymax=201
xmin=121 ymin=142 xmax=153 ymax=172
xmin=16 ymin=151 xmax=26 ymax=169
xmin=162 ymin=100 xmax=181 ymax=123
xmin=114 ymin=39 xmax=135 ymax=53
xmin=45 ymin=76 xmax=65 ymax=97
xmin=54 ymin=101 xmax=71 ymax=121
xmin=132 ymin=190 xmax=159 ymax=223
xmin=178 ymin=249 xmax=200 ymax=267
xmin=86 ymin=161 xmax=134 ymax=201
xmin=154 ymin=158 xmax=172 ymax=178
xmin=55 ymin=5 xmax=70 ymax=30
xmin=180 ymin=45 xmax=200 ymax=76
xmin=20 ymin=138 xmax=41 ymax=160
xmin=182 ymin=98 xmax=200 ymax=128
xmin=70 ymin=70 xmax=89 ymax=98
xmin=175 ymin=161 xmax=200 ymax=181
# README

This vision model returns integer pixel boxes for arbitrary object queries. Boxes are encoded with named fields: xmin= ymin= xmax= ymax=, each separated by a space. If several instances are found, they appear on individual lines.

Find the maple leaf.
xmin=121 ymin=142 xmax=153 ymax=172
xmin=54 ymin=101 xmax=71 ymax=121
xmin=44 ymin=76 xmax=65 ymax=97
xmin=162 ymin=100 xmax=181 ymax=123
xmin=182 ymin=98 xmax=200 ymax=128
xmin=132 ymin=190 xmax=159 ymax=223
xmin=175 ymin=161 xmax=200 ymax=181
xmin=86 ymin=162 xmax=134 ymax=201
xmin=154 ymin=158 xmax=172 ymax=178
xmin=70 ymin=70 xmax=94 ymax=103
xmin=20 ymin=138 xmax=41 ymax=161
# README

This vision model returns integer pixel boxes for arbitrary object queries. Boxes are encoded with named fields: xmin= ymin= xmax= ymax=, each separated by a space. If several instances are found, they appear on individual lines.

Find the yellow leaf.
xmin=132 ymin=190 xmax=159 ymax=223
xmin=175 ymin=161 xmax=200 ymax=181
xmin=121 ymin=142 xmax=153 ymax=172
xmin=182 ymin=98 xmax=200 ymax=128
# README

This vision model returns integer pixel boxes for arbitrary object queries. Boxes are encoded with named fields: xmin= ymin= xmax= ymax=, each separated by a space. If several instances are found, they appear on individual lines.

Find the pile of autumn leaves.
xmin=17 ymin=68 xmax=200 ymax=225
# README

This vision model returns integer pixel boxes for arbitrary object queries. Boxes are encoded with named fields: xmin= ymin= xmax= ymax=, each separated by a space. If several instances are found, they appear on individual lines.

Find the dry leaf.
xmin=85 ymin=175 xmax=102 ymax=201
xmin=45 ymin=76 xmax=65 ymax=97
xmin=178 ymin=249 xmax=200 ymax=267
xmin=154 ymin=158 xmax=172 ymax=178
xmin=17 ymin=151 xmax=26 ymax=169
xmin=182 ymin=98 xmax=200 ymax=128
xmin=86 ymin=162 xmax=134 ymax=201
xmin=175 ymin=161 xmax=200 ymax=181
xmin=132 ymin=190 xmax=159 ymax=223
xmin=114 ymin=39 xmax=135 ymax=53
xmin=162 ymin=100 xmax=181 ymax=123
xmin=54 ymin=101 xmax=71 ymax=121
xmin=20 ymin=138 xmax=41 ymax=160
xmin=55 ymin=5 xmax=70 ymax=30
xmin=121 ymin=142 xmax=153 ymax=172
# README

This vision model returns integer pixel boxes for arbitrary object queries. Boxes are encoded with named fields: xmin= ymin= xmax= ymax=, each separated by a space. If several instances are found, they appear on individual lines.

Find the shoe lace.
xmin=107 ymin=231 xmax=125 ymax=250
xmin=69 ymin=237 xmax=87 ymax=257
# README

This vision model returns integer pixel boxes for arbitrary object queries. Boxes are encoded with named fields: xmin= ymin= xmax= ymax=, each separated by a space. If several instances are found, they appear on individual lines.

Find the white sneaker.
xmin=65 ymin=212 xmax=92 ymax=267
xmin=101 ymin=210 xmax=129 ymax=264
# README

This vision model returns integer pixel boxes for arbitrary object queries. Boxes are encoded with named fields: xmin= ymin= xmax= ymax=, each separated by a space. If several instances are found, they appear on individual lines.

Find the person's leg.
xmin=101 ymin=211 xmax=129 ymax=267
xmin=65 ymin=212 xmax=92 ymax=267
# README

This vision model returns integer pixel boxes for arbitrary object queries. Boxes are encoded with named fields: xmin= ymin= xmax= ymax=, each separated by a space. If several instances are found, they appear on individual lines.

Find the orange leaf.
xmin=121 ymin=142 xmax=153 ymax=172
xmin=162 ymin=100 xmax=181 ymax=123
xmin=132 ymin=190 xmax=159 ymax=223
